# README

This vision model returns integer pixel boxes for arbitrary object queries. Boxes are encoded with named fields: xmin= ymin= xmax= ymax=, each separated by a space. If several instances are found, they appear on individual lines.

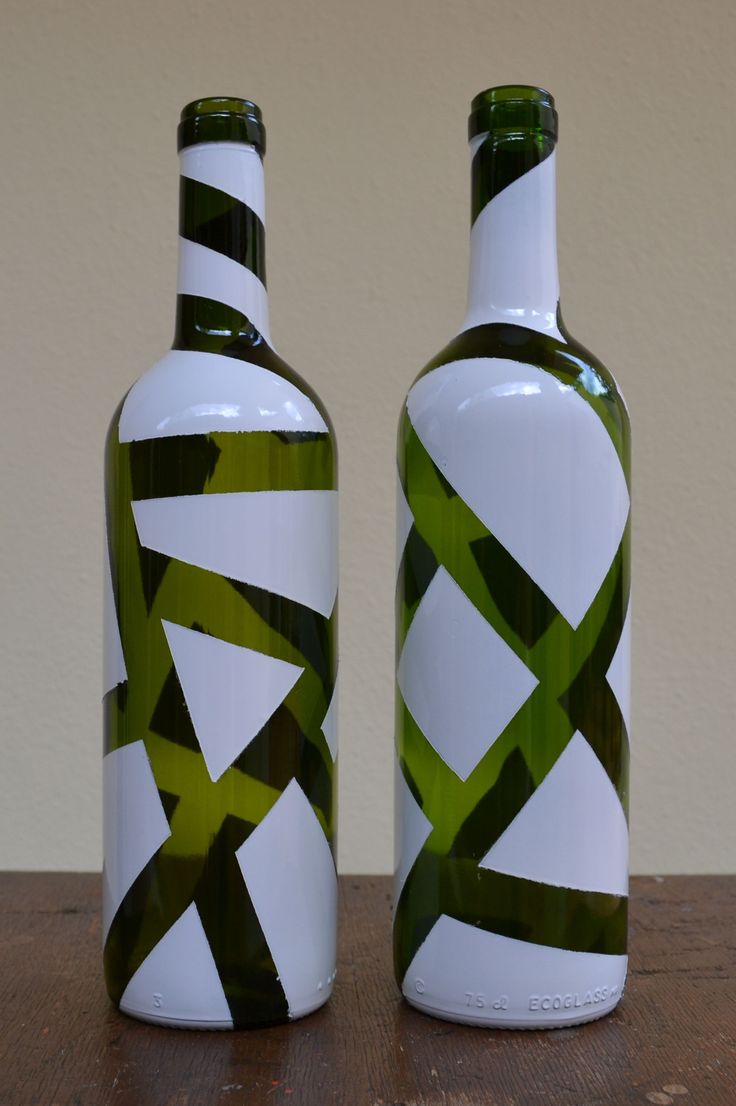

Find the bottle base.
xmin=117 ymin=989 xmax=332 ymax=1030
xmin=399 ymin=914 xmax=628 ymax=1030
xmin=403 ymin=991 xmax=623 ymax=1029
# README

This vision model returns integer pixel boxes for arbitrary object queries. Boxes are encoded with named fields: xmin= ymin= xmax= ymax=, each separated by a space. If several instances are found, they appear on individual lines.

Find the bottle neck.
xmin=462 ymin=132 xmax=561 ymax=338
xmin=174 ymin=141 xmax=271 ymax=349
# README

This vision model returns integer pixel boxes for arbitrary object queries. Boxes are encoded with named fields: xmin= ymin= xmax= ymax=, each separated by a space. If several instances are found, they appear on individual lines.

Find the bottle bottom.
xmin=117 ymin=988 xmax=332 ymax=1031
xmin=398 ymin=914 xmax=628 ymax=1030
xmin=403 ymin=989 xmax=623 ymax=1029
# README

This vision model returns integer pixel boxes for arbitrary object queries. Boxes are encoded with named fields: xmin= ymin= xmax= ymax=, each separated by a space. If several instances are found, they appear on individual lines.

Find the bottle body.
xmin=394 ymin=89 xmax=630 ymax=1028
xmin=103 ymin=101 xmax=338 ymax=1029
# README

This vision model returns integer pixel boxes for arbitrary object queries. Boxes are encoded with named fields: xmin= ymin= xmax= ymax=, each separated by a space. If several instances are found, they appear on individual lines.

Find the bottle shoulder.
xmin=109 ymin=341 xmax=335 ymax=445
xmin=400 ymin=323 xmax=629 ymax=462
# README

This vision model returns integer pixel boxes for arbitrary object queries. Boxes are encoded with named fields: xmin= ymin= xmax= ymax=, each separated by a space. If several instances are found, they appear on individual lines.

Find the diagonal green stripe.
xmin=394 ymin=851 xmax=627 ymax=983
xmin=180 ymin=176 xmax=266 ymax=285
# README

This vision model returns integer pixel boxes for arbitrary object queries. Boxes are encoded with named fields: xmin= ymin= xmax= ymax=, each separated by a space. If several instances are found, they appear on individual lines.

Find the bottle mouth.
xmin=178 ymin=97 xmax=266 ymax=155
xmin=469 ymin=85 xmax=557 ymax=142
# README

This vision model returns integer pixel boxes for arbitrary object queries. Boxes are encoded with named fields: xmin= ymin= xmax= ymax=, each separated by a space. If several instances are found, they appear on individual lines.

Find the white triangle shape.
xmin=398 ymin=566 xmax=538 ymax=781
xmin=132 ymin=489 xmax=338 ymax=617
xmin=396 ymin=475 xmax=414 ymax=570
xmin=102 ymin=740 xmax=171 ymax=940
xmin=162 ymin=620 xmax=304 ymax=782
xmin=394 ymin=760 xmax=432 ymax=904
xmin=236 ymin=779 xmax=337 ymax=1018
xmin=479 ymin=731 xmax=628 ymax=896
xmin=606 ymin=603 xmax=631 ymax=735
xmin=120 ymin=902 xmax=232 ymax=1026
xmin=320 ymin=676 xmax=338 ymax=762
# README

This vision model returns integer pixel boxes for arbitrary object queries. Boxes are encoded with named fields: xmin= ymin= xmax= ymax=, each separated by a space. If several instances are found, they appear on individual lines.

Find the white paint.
xmin=119 ymin=902 xmax=233 ymax=1028
xmin=403 ymin=913 xmax=627 ymax=1027
xmin=161 ymin=620 xmax=304 ymax=783
xmin=479 ymin=731 xmax=629 ymax=896
xmin=118 ymin=349 xmax=328 ymax=441
xmin=394 ymin=760 xmax=432 ymax=903
xmin=180 ymin=141 xmax=266 ymax=224
xmin=463 ymin=152 xmax=563 ymax=338
xmin=236 ymin=778 xmax=337 ymax=1018
xmin=607 ymin=603 xmax=632 ymax=735
xmin=132 ymin=489 xmax=338 ymax=617
xmin=397 ymin=566 xmax=538 ymax=781
xmin=102 ymin=740 xmax=170 ymax=940
xmin=103 ymin=540 xmax=127 ymax=695
xmin=177 ymin=237 xmax=271 ymax=344
xmin=407 ymin=358 xmax=630 ymax=629
xmin=320 ymin=676 xmax=338 ymax=762
xmin=396 ymin=475 xmax=414 ymax=570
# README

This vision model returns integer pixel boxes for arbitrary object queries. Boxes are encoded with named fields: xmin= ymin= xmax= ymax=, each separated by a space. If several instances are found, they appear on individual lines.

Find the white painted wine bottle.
xmin=103 ymin=98 xmax=338 ymax=1029
xmin=394 ymin=86 xmax=631 ymax=1027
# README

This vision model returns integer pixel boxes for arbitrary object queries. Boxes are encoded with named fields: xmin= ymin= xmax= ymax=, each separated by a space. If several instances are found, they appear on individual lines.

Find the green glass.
xmin=394 ymin=87 xmax=630 ymax=1027
xmin=103 ymin=99 xmax=337 ymax=1029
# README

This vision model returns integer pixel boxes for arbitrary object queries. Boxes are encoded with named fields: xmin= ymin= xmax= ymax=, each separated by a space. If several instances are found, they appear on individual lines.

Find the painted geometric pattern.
xmin=394 ymin=326 xmax=631 ymax=984
xmin=103 ymin=161 xmax=337 ymax=1027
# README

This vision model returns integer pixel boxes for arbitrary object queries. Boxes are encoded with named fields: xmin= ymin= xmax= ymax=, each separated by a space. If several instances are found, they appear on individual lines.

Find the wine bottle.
xmin=103 ymin=98 xmax=338 ymax=1029
xmin=394 ymin=86 xmax=630 ymax=1027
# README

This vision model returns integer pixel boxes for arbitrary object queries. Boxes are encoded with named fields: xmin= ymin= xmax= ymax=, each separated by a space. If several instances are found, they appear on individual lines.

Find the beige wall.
xmin=1 ymin=0 xmax=734 ymax=874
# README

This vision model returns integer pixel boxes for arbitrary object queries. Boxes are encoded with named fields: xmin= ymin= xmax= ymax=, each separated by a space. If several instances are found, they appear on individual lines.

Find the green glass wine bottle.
xmin=103 ymin=98 xmax=338 ymax=1029
xmin=394 ymin=86 xmax=631 ymax=1027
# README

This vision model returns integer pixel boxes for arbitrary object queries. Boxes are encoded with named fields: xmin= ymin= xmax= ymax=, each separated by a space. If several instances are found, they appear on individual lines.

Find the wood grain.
xmin=0 ymin=874 xmax=734 ymax=1105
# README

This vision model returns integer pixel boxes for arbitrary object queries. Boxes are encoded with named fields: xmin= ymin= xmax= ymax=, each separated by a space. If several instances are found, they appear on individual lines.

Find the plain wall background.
xmin=1 ymin=0 xmax=734 ymax=874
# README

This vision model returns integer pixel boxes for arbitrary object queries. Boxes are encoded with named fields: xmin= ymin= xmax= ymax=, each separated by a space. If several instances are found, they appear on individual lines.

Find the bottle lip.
xmin=178 ymin=97 xmax=266 ymax=155
xmin=468 ymin=85 xmax=557 ymax=142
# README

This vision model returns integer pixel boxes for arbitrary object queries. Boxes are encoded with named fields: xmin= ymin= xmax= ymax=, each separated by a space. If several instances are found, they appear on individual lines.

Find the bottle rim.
xmin=178 ymin=97 xmax=266 ymax=155
xmin=469 ymin=85 xmax=557 ymax=143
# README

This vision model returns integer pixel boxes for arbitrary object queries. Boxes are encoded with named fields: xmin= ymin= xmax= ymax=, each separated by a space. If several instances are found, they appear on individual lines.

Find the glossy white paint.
xmin=132 ymin=489 xmax=338 ymax=617
xmin=177 ymin=237 xmax=271 ymax=343
xmin=396 ymin=475 xmax=414 ymax=570
xmin=235 ymin=778 xmax=337 ymax=1019
xmin=320 ymin=676 xmax=338 ymax=762
xmin=102 ymin=740 xmax=171 ymax=940
xmin=607 ymin=603 xmax=632 ymax=735
xmin=397 ymin=566 xmax=538 ymax=781
xmin=118 ymin=349 xmax=328 ymax=441
xmin=403 ymin=913 xmax=627 ymax=1027
xmin=119 ymin=902 xmax=233 ymax=1028
xmin=463 ymin=152 xmax=563 ymax=338
xmin=161 ymin=620 xmax=304 ymax=782
xmin=180 ymin=141 xmax=266 ymax=224
xmin=407 ymin=358 xmax=630 ymax=629
xmin=479 ymin=731 xmax=629 ymax=896
xmin=394 ymin=761 xmax=432 ymax=904
xmin=103 ymin=540 xmax=127 ymax=695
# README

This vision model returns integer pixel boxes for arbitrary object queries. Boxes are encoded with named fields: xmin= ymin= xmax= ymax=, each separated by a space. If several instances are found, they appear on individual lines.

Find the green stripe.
xmin=394 ymin=851 xmax=627 ymax=983
xmin=126 ymin=431 xmax=333 ymax=499
xmin=180 ymin=176 xmax=266 ymax=285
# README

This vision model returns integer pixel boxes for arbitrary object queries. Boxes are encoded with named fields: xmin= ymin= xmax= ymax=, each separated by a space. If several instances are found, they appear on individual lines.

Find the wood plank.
xmin=0 ymin=874 xmax=734 ymax=1105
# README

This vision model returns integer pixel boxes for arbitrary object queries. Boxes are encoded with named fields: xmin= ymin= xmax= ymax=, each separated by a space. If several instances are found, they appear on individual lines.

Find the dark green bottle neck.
xmin=173 ymin=142 xmax=271 ymax=351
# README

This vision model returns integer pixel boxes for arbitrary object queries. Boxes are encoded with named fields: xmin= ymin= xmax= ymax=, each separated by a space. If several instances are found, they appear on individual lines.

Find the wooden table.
xmin=1 ymin=874 xmax=734 ymax=1105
